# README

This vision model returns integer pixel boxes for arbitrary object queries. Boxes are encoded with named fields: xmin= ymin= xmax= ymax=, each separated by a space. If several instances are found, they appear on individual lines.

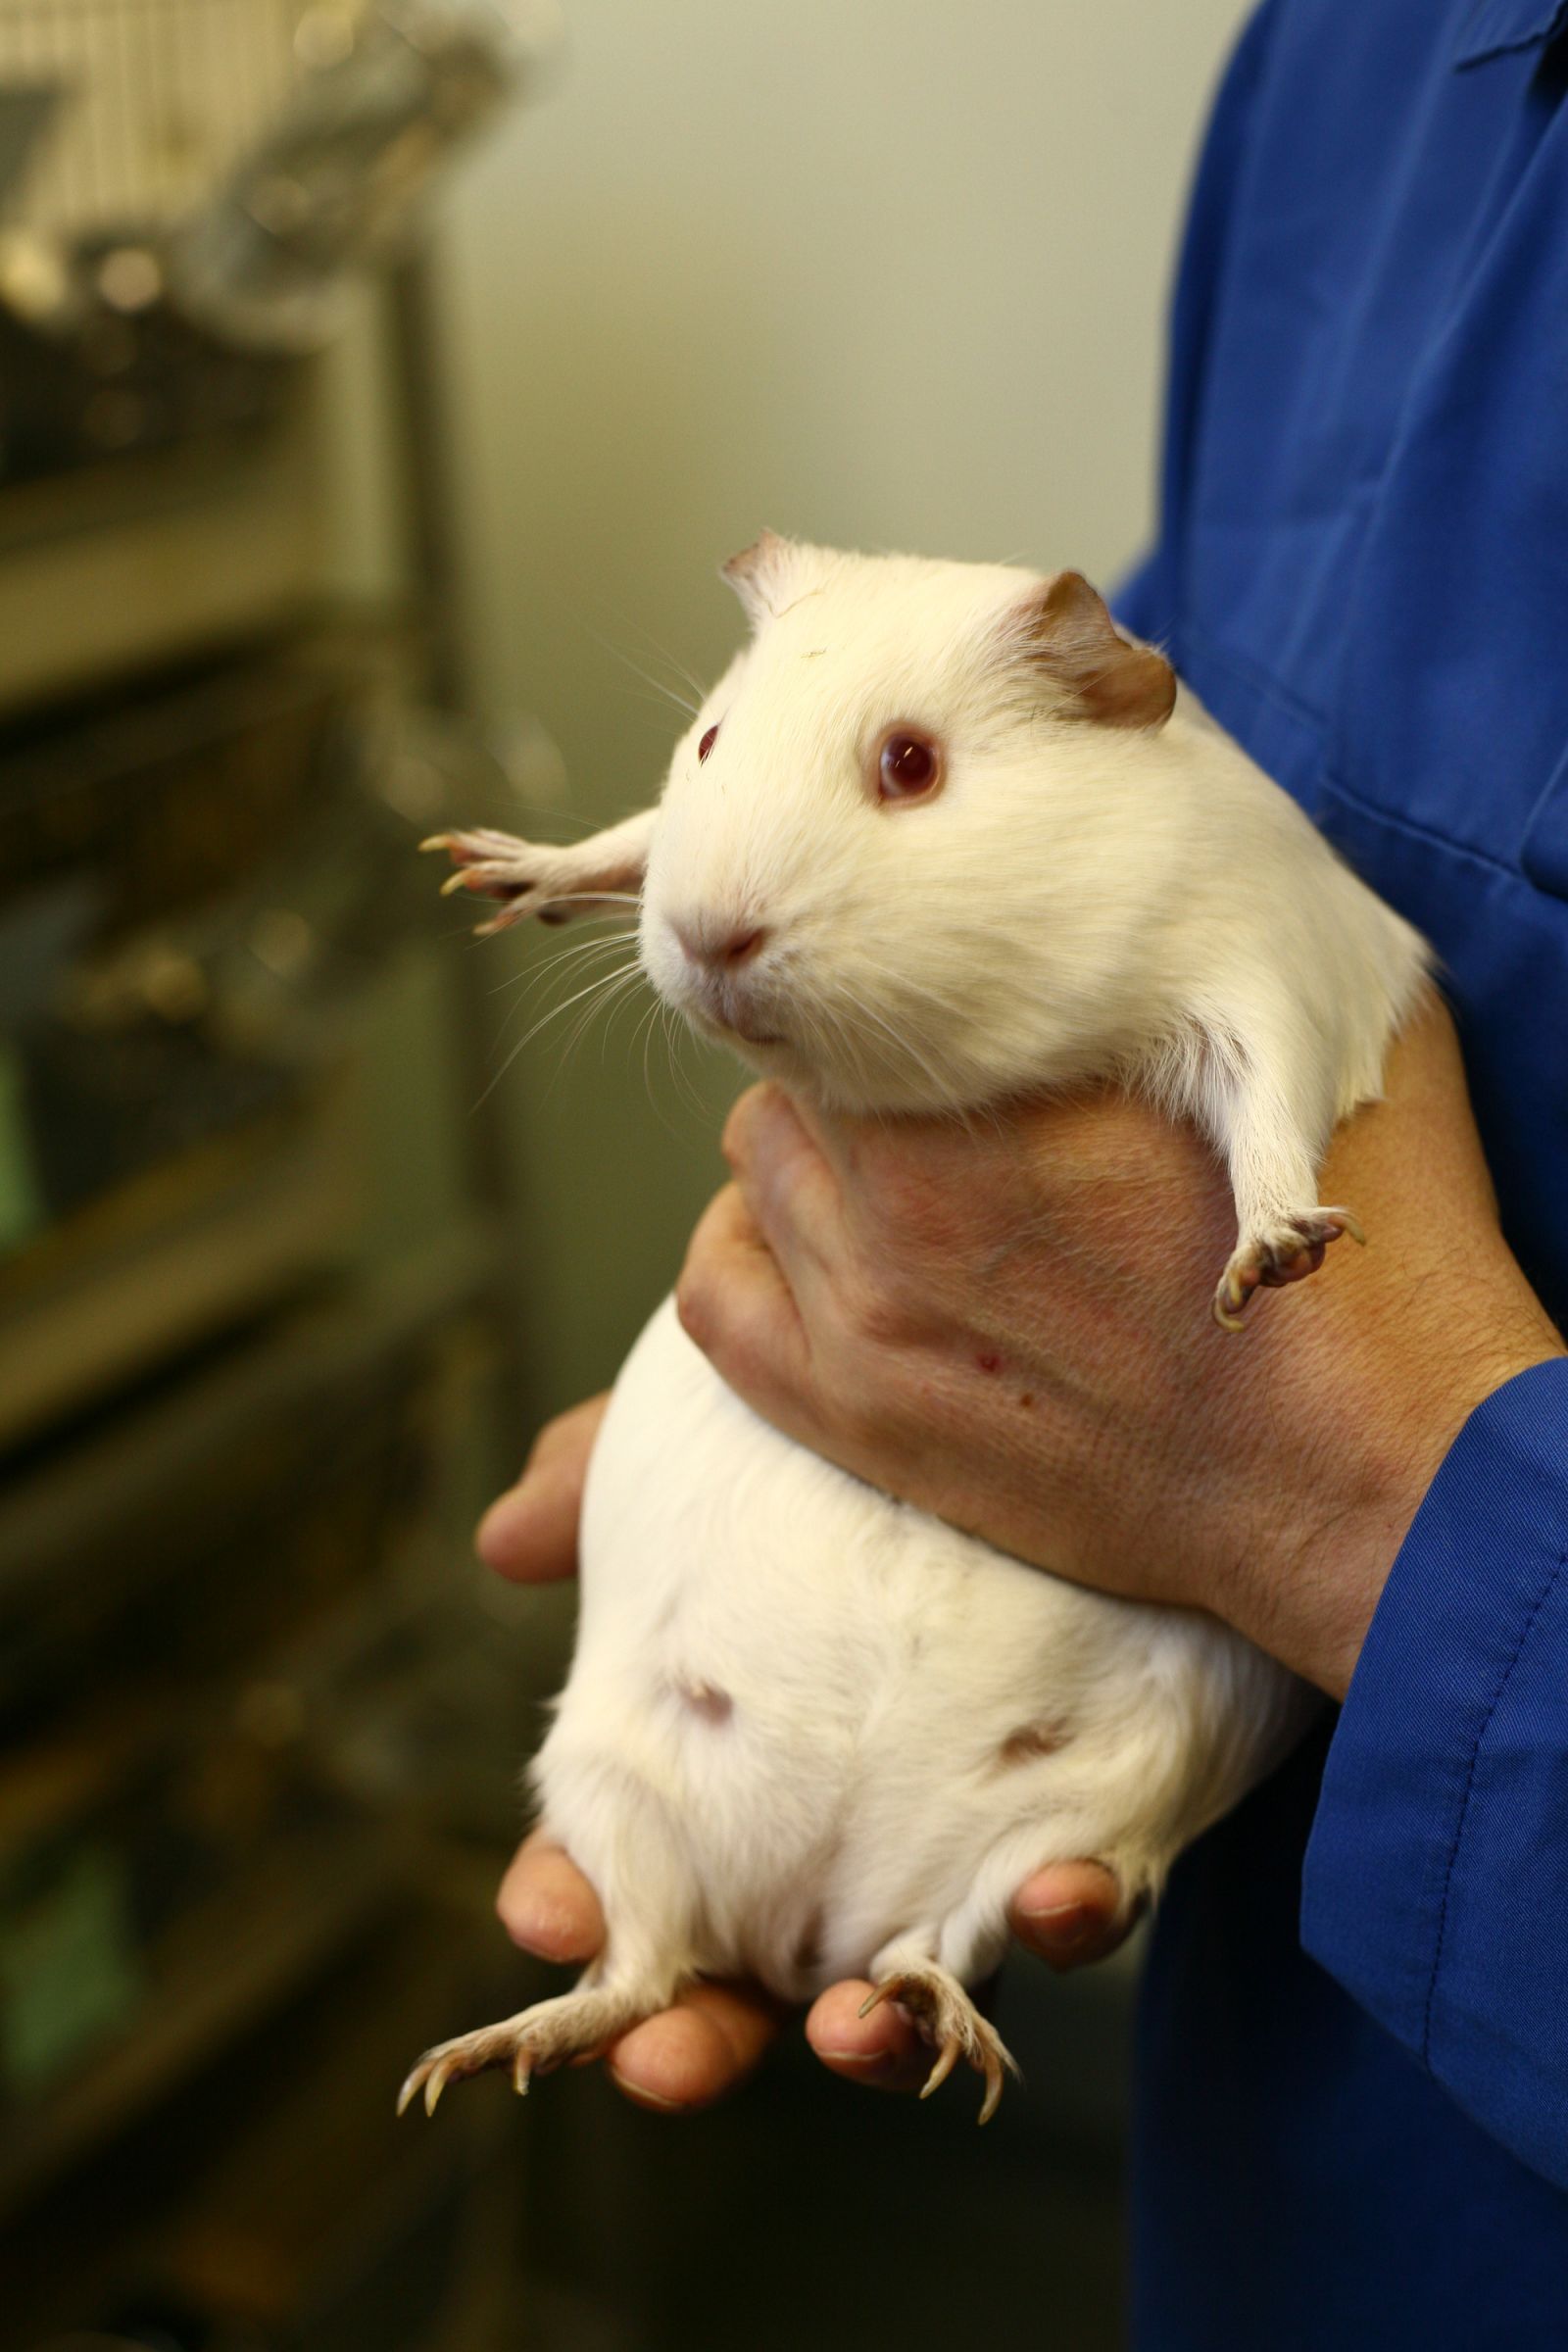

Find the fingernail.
xmin=1017 ymin=1900 xmax=1097 ymax=1945
xmin=609 ymin=2072 xmax=684 ymax=2110
xmin=1017 ymin=1896 xmax=1090 ymax=1924
xmin=815 ymin=2046 xmax=895 ymax=2070
xmin=501 ymin=1913 xmax=591 ymax=1965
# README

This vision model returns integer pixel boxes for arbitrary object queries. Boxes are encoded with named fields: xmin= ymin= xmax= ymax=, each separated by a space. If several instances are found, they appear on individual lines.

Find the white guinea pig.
xmin=402 ymin=534 xmax=1430 ymax=2124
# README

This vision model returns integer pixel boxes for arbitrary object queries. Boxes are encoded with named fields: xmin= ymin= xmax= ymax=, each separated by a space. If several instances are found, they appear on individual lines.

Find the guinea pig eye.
xmin=876 ymin=728 xmax=943 ymax=805
xmin=698 ymin=724 xmax=719 ymax=762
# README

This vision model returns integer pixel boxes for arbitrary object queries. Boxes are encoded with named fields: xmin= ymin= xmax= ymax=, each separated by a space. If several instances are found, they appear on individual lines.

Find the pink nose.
xmin=673 ymin=920 xmax=768 ymax=970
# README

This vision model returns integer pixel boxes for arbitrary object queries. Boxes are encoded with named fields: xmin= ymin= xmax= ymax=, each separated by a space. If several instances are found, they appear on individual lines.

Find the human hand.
xmin=673 ymin=995 xmax=1564 ymax=1702
xmin=477 ymin=1400 xmax=1130 ymax=2113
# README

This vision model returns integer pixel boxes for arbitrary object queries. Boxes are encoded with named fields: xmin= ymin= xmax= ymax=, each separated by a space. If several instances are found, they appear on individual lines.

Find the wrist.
xmin=1267 ymin=1289 xmax=1565 ymax=1700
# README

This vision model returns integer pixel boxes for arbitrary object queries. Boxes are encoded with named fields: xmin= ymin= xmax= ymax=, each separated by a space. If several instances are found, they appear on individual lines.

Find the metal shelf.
xmin=0 ymin=1809 xmax=403 ymax=2220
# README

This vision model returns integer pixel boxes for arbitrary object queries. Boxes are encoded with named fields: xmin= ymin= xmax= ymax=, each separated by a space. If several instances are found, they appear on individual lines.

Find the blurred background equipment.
xmin=0 ymin=4 xmax=564 ymax=2344
xmin=0 ymin=0 xmax=556 ymax=485
xmin=166 ymin=0 xmax=537 ymax=356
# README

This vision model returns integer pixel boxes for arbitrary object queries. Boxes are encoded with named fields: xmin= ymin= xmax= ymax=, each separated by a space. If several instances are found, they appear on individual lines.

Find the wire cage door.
xmin=0 ymin=0 xmax=355 ymax=237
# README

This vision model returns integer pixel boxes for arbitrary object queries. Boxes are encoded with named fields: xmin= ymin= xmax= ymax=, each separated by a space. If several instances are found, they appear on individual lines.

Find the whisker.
xmin=841 ymin=949 xmax=1006 ymax=1132
xmin=559 ymin=586 xmax=710 ymax=717
xmin=614 ymin=613 xmax=710 ymax=708
xmin=829 ymin=971 xmax=952 ymax=1108
xmin=488 ymin=927 xmax=638 ymax=992
xmin=539 ymin=965 xmax=650 ymax=1103
xmin=633 ymin=996 xmax=689 ymax=1143
xmin=616 ymin=683 xmax=703 ymax=724
xmin=487 ymin=933 xmax=638 ymax=1034
xmin=483 ymin=799 xmax=602 ymax=841
xmin=593 ymin=637 xmax=700 ymax=719
xmin=561 ymin=965 xmax=644 ymax=1059
xmin=472 ymin=958 xmax=644 ymax=1108
xmin=663 ymin=1004 xmax=717 ymax=1125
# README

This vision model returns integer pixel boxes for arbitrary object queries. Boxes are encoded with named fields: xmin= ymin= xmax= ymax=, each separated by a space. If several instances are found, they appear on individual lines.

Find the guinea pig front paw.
xmin=422 ymin=827 xmax=568 ymax=936
xmin=859 ymin=1959 xmax=1019 ymax=2126
xmin=1212 ymin=1206 xmax=1367 ymax=1332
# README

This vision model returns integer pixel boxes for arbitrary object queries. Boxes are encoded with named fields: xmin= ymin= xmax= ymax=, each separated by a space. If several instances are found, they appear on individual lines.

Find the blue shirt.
xmin=1114 ymin=2 xmax=1568 ymax=2341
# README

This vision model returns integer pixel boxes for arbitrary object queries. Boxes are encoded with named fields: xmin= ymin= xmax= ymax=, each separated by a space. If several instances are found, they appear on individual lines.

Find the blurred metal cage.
xmin=0 ymin=0 xmax=363 ymax=236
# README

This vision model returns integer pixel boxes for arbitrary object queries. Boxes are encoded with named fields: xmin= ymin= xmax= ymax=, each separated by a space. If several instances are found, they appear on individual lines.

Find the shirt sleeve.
xmin=1300 ymin=1356 xmax=1568 ymax=2188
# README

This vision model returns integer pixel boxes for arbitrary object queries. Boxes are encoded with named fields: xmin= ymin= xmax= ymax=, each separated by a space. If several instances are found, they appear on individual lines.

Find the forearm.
xmin=1302 ymin=1358 xmax=1568 ymax=2185
xmin=1220 ymin=1226 xmax=1563 ymax=1700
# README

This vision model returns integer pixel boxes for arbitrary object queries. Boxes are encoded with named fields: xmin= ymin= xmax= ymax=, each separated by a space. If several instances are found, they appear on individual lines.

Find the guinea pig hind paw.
xmin=398 ymin=2021 xmax=528 ymax=2117
xmin=859 ymin=1964 xmax=1018 ymax=2127
xmin=397 ymin=1985 xmax=644 ymax=2118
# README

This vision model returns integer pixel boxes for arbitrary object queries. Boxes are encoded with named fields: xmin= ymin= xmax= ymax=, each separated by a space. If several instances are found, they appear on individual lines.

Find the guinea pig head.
xmin=639 ymin=537 xmax=1179 ymax=1114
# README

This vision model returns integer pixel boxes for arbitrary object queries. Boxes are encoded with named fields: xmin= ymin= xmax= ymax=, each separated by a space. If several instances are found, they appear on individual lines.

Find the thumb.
xmin=475 ymin=1393 xmax=609 ymax=1583
xmin=1008 ymin=1861 xmax=1135 ymax=1973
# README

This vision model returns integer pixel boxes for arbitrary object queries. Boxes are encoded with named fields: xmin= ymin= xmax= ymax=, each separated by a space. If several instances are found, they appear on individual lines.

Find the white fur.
xmin=541 ymin=1296 xmax=1309 ymax=2005
xmin=403 ymin=542 xmax=1429 ymax=2116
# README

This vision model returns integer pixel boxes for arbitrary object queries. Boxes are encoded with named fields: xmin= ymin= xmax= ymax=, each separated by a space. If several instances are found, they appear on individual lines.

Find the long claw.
xmin=396 ymin=2066 xmax=424 ymax=2118
xmin=439 ymin=869 xmax=473 ymax=897
xmin=418 ymin=834 xmax=453 ymax=854
xmin=513 ymin=2049 xmax=533 ymax=2095
xmin=423 ymin=2058 xmax=455 ymax=2117
xmin=860 ymin=1964 xmax=1018 ymax=2121
xmin=919 ymin=2037 xmax=961 ymax=2100
xmin=1326 ymin=1206 xmax=1367 ymax=1247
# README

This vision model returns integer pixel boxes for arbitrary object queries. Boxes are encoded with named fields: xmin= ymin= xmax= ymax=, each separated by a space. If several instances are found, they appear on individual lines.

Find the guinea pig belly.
xmin=536 ymin=1297 xmax=1307 ymax=2003
xmin=542 ymin=1296 xmax=928 ymax=1990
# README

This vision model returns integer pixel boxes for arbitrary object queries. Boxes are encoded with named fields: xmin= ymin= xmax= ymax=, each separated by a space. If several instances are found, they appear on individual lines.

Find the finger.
xmin=496 ymin=1832 xmax=605 ymax=1965
xmin=721 ymin=1086 xmax=840 ymax=1289
xmin=675 ymin=1183 xmax=814 ymax=1418
xmin=804 ymin=1979 xmax=933 ymax=2095
xmin=1008 ymin=1860 xmax=1133 ymax=1973
xmin=751 ymin=1082 xmax=866 ymax=1193
xmin=475 ymin=1394 xmax=610 ymax=1582
xmin=607 ymin=1981 xmax=782 ymax=2112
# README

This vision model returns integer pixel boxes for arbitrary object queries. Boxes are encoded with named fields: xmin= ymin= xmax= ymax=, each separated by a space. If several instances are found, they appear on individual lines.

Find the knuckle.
xmin=718 ymin=1096 xmax=753 ymax=1174
xmin=674 ymin=1268 xmax=719 ymax=1355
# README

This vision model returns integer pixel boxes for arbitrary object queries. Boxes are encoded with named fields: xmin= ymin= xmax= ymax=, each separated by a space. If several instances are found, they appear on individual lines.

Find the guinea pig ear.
xmin=1018 ymin=570 xmax=1176 ymax=729
xmin=720 ymin=529 xmax=798 ymax=629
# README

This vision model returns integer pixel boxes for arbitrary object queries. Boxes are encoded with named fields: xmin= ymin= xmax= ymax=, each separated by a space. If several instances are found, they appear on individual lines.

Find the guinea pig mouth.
xmin=707 ymin=994 xmax=785 ymax=1047
xmin=685 ymin=971 xmax=785 ymax=1047
xmin=724 ymin=1010 xmax=785 ymax=1046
